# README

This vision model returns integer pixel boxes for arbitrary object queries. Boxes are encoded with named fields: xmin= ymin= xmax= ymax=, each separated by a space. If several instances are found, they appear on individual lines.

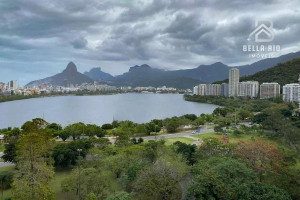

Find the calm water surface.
xmin=0 ymin=93 xmax=219 ymax=128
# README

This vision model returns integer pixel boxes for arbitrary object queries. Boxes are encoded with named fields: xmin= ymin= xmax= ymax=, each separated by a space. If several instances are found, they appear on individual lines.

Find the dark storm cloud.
xmin=0 ymin=0 xmax=299 ymax=85
xmin=71 ymin=37 xmax=88 ymax=49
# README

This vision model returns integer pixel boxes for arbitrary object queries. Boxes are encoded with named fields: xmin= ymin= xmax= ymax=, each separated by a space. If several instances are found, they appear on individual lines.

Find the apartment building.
xmin=260 ymin=83 xmax=280 ymax=99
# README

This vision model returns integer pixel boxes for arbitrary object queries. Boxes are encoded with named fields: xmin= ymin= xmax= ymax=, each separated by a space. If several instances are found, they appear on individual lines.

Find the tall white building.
xmin=229 ymin=68 xmax=239 ymax=97
xmin=8 ymin=80 xmax=19 ymax=90
xmin=260 ymin=83 xmax=280 ymax=99
xmin=193 ymin=84 xmax=206 ymax=96
xmin=193 ymin=85 xmax=199 ymax=95
xmin=238 ymin=81 xmax=259 ymax=98
xmin=283 ymin=84 xmax=300 ymax=102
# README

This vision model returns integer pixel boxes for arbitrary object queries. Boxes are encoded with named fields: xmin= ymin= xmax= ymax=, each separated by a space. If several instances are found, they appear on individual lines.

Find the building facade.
xmin=238 ymin=81 xmax=259 ymax=98
xmin=260 ymin=83 xmax=280 ymax=99
xmin=193 ymin=84 xmax=207 ymax=96
xmin=283 ymin=83 xmax=300 ymax=102
xmin=206 ymin=84 xmax=221 ymax=96
xmin=221 ymin=83 xmax=229 ymax=97
xmin=8 ymin=80 xmax=19 ymax=90
xmin=229 ymin=68 xmax=239 ymax=97
xmin=193 ymin=85 xmax=199 ymax=95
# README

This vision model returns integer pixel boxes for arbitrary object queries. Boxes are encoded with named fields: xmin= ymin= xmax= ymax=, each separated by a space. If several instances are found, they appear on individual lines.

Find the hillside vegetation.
xmin=215 ymin=57 xmax=300 ymax=85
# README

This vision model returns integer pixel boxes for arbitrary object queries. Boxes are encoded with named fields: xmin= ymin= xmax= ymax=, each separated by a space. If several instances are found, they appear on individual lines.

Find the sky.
xmin=0 ymin=0 xmax=300 ymax=85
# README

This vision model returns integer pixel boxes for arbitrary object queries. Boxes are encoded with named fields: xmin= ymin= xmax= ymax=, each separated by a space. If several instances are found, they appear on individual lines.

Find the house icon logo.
xmin=248 ymin=18 xmax=274 ymax=42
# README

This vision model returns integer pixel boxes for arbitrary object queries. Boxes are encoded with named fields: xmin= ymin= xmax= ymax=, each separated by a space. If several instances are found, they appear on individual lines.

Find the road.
xmin=141 ymin=125 xmax=213 ymax=141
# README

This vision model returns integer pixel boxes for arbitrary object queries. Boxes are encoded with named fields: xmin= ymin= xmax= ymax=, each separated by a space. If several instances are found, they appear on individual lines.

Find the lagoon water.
xmin=0 ymin=93 xmax=219 ymax=128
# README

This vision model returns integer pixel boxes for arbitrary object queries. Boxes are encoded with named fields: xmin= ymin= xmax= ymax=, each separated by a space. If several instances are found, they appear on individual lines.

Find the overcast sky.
xmin=0 ymin=0 xmax=300 ymax=85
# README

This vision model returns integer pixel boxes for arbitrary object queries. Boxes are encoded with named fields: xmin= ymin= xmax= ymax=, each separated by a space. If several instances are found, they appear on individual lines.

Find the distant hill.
xmin=113 ymin=64 xmax=202 ymax=89
xmin=238 ymin=58 xmax=300 ymax=86
xmin=26 ymin=62 xmax=93 ymax=86
xmin=111 ymin=51 xmax=300 ymax=88
xmin=168 ymin=51 xmax=300 ymax=83
xmin=84 ymin=67 xmax=113 ymax=81
xmin=168 ymin=62 xmax=229 ymax=83
xmin=25 ymin=51 xmax=300 ymax=89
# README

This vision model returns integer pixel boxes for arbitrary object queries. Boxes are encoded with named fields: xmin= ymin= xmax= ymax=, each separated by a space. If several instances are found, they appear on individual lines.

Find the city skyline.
xmin=0 ymin=0 xmax=300 ymax=85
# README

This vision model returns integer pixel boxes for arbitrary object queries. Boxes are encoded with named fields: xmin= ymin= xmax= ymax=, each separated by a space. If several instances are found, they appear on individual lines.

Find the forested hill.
xmin=215 ymin=58 xmax=300 ymax=85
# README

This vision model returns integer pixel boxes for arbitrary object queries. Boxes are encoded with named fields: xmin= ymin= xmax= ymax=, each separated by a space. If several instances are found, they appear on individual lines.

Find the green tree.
xmin=183 ymin=114 xmax=197 ymax=121
xmin=187 ymin=157 xmax=291 ymax=200
xmin=12 ymin=131 xmax=55 ymax=200
xmin=64 ymin=122 xmax=86 ymax=140
xmin=213 ymin=108 xmax=228 ymax=117
xmin=106 ymin=191 xmax=133 ymax=200
xmin=133 ymin=160 xmax=184 ymax=200
xmin=86 ymin=193 xmax=98 ymax=200
xmin=46 ymin=123 xmax=62 ymax=133
xmin=165 ymin=117 xmax=180 ymax=133
xmin=193 ymin=117 xmax=205 ymax=126
xmin=238 ymin=109 xmax=252 ymax=120
xmin=58 ymin=130 xmax=70 ymax=141
xmin=62 ymin=168 xmax=116 ymax=200
xmin=85 ymin=124 xmax=105 ymax=138
xmin=52 ymin=139 xmax=92 ymax=167
xmin=134 ymin=124 xmax=147 ymax=135
xmin=102 ymin=123 xmax=113 ymax=130
xmin=21 ymin=118 xmax=49 ymax=133
xmin=2 ymin=142 xmax=17 ymax=163
xmin=173 ymin=141 xmax=196 ymax=165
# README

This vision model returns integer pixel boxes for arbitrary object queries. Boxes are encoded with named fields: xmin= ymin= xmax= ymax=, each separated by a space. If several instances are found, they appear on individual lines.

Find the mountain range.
xmin=26 ymin=51 xmax=300 ymax=89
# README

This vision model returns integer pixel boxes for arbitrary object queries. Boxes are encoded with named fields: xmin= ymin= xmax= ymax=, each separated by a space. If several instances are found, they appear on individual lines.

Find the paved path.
xmin=141 ymin=125 xmax=213 ymax=141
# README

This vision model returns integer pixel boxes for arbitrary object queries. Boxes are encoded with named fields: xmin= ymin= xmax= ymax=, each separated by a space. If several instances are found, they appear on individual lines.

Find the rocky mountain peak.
xmin=63 ymin=62 xmax=78 ymax=73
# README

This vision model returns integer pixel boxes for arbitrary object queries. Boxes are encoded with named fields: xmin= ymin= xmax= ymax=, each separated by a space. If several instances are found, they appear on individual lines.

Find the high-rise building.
xmin=221 ymin=83 xmax=229 ymax=97
xmin=238 ymin=81 xmax=259 ymax=98
xmin=193 ymin=85 xmax=199 ymax=95
xmin=206 ymin=84 xmax=221 ymax=96
xmin=8 ymin=80 xmax=19 ymax=90
xmin=193 ymin=84 xmax=206 ymax=96
xmin=197 ymin=84 xmax=206 ymax=96
xmin=229 ymin=68 xmax=239 ymax=97
xmin=260 ymin=83 xmax=280 ymax=99
xmin=283 ymin=83 xmax=300 ymax=102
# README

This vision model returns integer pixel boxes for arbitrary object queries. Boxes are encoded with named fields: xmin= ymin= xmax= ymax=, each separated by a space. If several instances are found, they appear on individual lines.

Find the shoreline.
xmin=0 ymin=91 xmax=120 ymax=104
xmin=0 ymin=91 xmax=188 ymax=104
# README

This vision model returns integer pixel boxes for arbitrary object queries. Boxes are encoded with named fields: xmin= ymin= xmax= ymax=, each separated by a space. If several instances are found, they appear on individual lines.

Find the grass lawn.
xmin=0 ymin=166 xmax=14 ymax=199
xmin=190 ymin=132 xmax=216 ymax=139
xmin=50 ymin=169 xmax=73 ymax=200
xmin=164 ymin=137 xmax=196 ymax=145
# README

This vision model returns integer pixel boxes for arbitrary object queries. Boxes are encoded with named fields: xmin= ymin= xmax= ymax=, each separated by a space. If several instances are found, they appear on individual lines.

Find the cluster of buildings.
xmin=193 ymin=68 xmax=284 ymax=100
xmin=133 ymin=86 xmax=181 ymax=93
xmin=0 ymin=80 xmax=192 ymax=96
xmin=0 ymin=81 xmax=120 ymax=95
xmin=0 ymin=80 xmax=21 ymax=95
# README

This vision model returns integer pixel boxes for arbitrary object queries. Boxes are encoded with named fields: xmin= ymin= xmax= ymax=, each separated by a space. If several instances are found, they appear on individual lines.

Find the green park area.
xmin=0 ymin=96 xmax=299 ymax=200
